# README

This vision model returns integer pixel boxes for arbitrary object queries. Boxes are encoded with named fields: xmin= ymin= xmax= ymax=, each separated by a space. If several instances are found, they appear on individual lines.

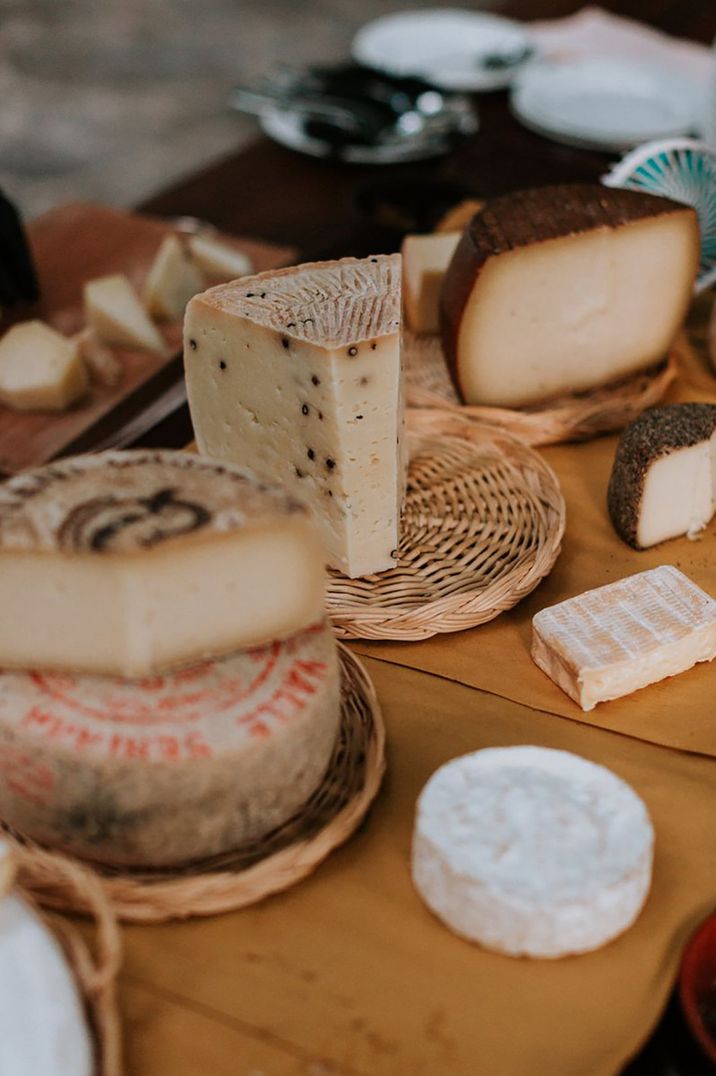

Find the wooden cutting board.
xmin=0 ymin=203 xmax=294 ymax=474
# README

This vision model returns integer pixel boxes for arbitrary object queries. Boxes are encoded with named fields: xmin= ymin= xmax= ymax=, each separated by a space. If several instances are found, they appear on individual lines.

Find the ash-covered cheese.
xmin=402 ymin=232 xmax=460 ymax=334
xmin=184 ymin=254 xmax=405 ymax=578
xmin=608 ymin=404 xmax=716 ymax=549
xmin=0 ymin=321 xmax=88 ymax=412
xmin=412 ymin=746 xmax=653 ymax=958
xmin=532 ymin=566 xmax=716 ymax=711
xmin=0 ymin=450 xmax=325 ymax=676
xmin=0 ymin=621 xmax=340 ymax=867
xmin=440 ymin=185 xmax=699 ymax=407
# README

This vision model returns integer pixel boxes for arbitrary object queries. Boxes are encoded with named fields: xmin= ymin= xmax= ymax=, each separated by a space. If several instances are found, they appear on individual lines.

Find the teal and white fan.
xmin=604 ymin=138 xmax=716 ymax=293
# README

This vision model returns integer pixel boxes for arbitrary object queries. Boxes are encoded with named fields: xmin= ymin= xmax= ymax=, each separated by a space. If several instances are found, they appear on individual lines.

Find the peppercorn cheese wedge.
xmin=0 ymin=450 xmax=326 ymax=677
xmin=0 ymin=321 xmax=88 ymax=412
xmin=440 ymin=185 xmax=699 ymax=407
xmin=184 ymin=254 xmax=405 ymax=578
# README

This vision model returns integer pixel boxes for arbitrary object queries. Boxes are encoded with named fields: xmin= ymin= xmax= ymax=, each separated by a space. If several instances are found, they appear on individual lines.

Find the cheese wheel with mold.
xmin=0 ymin=620 xmax=340 ymax=867
xmin=0 ymin=450 xmax=325 ymax=677
xmin=440 ymin=184 xmax=699 ymax=407
xmin=184 ymin=254 xmax=405 ymax=579
xmin=412 ymin=746 xmax=653 ymax=958
xmin=608 ymin=403 xmax=716 ymax=549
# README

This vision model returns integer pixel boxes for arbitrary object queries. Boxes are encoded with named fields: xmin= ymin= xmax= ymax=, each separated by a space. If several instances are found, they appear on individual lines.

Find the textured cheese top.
xmin=532 ymin=566 xmax=716 ymax=673
xmin=0 ymin=450 xmax=307 ymax=555
xmin=191 ymin=254 xmax=401 ymax=348
xmin=415 ymin=746 xmax=652 ymax=901
xmin=608 ymin=404 xmax=716 ymax=548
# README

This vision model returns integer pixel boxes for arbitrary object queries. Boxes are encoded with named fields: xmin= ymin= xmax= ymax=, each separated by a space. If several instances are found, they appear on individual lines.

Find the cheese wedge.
xmin=184 ymin=254 xmax=405 ymax=578
xmin=72 ymin=326 xmax=123 ymax=387
xmin=413 ymin=746 xmax=653 ymax=958
xmin=0 ymin=450 xmax=326 ymax=676
xmin=84 ymin=273 xmax=165 ymax=353
xmin=532 ymin=566 xmax=716 ymax=711
xmin=0 ymin=321 xmax=88 ymax=412
xmin=402 ymin=232 xmax=461 ymax=333
xmin=608 ymin=404 xmax=716 ymax=548
xmin=144 ymin=234 xmax=205 ymax=320
xmin=188 ymin=233 xmax=253 ymax=283
xmin=0 ymin=620 xmax=340 ymax=867
xmin=440 ymin=185 xmax=699 ymax=407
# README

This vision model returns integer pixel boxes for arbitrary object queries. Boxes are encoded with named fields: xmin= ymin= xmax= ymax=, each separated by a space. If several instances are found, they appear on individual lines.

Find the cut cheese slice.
xmin=144 ymin=234 xmax=205 ymax=320
xmin=0 ymin=620 xmax=340 ymax=867
xmin=184 ymin=254 xmax=405 ymax=578
xmin=532 ymin=566 xmax=716 ymax=711
xmin=412 ymin=746 xmax=653 ymax=958
xmin=402 ymin=232 xmax=460 ymax=333
xmin=440 ymin=184 xmax=699 ymax=407
xmin=84 ymin=273 xmax=165 ymax=353
xmin=72 ymin=327 xmax=123 ymax=388
xmin=188 ymin=233 xmax=253 ymax=283
xmin=608 ymin=403 xmax=716 ymax=548
xmin=0 ymin=450 xmax=326 ymax=676
xmin=0 ymin=321 xmax=88 ymax=412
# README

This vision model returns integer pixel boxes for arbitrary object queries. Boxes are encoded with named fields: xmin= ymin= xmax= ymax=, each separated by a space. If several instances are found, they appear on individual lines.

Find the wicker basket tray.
xmin=404 ymin=331 xmax=677 ymax=447
xmin=326 ymin=426 xmax=565 ymax=641
xmin=3 ymin=646 xmax=383 ymax=925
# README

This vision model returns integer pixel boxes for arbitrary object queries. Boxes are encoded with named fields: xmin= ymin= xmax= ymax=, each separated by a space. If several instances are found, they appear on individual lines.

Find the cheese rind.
xmin=412 ymin=746 xmax=653 ymax=958
xmin=0 ymin=321 xmax=88 ymax=412
xmin=608 ymin=404 xmax=716 ymax=548
xmin=0 ymin=450 xmax=326 ymax=676
xmin=184 ymin=255 xmax=405 ymax=578
xmin=144 ymin=235 xmax=205 ymax=320
xmin=84 ymin=273 xmax=165 ymax=353
xmin=402 ymin=232 xmax=460 ymax=334
xmin=0 ymin=620 xmax=340 ymax=867
xmin=532 ymin=566 xmax=716 ymax=710
xmin=440 ymin=185 xmax=699 ymax=407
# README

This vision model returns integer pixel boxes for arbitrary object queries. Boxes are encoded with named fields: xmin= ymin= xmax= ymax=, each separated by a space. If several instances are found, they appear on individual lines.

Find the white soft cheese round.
xmin=0 ymin=893 xmax=92 ymax=1076
xmin=412 ymin=746 xmax=654 ymax=958
xmin=0 ymin=620 xmax=340 ymax=868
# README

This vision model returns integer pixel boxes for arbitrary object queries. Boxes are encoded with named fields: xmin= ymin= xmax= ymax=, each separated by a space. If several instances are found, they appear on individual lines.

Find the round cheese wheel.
xmin=0 ymin=888 xmax=92 ymax=1076
xmin=412 ymin=746 xmax=654 ymax=958
xmin=0 ymin=620 xmax=340 ymax=868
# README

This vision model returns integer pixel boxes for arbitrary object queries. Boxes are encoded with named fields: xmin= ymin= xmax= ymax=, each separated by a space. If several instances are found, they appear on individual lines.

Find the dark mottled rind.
xmin=439 ymin=184 xmax=698 ymax=401
xmin=607 ymin=403 xmax=716 ymax=548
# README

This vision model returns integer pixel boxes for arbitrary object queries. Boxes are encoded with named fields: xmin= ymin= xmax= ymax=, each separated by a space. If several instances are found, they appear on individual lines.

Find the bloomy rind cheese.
xmin=607 ymin=403 xmax=716 ymax=548
xmin=0 ymin=620 xmax=340 ymax=867
xmin=440 ymin=184 xmax=699 ymax=406
xmin=412 ymin=746 xmax=653 ymax=958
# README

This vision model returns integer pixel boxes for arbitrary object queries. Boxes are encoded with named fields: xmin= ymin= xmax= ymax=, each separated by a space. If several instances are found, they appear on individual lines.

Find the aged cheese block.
xmin=188 ymin=233 xmax=253 ymax=283
xmin=0 ymin=450 xmax=325 ymax=676
xmin=440 ymin=184 xmax=699 ymax=407
xmin=144 ymin=234 xmax=205 ymax=320
xmin=0 ymin=842 xmax=92 ymax=1074
xmin=0 ymin=621 xmax=340 ymax=867
xmin=0 ymin=321 xmax=88 ymax=412
xmin=184 ymin=254 xmax=405 ymax=578
xmin=608 ymin=403 xmax=716 ymax=548
xmin=402 ymin=232 xmax=461 ymax=334
xmin=412 ymin=746 xmax=653 ymax=958
xmin=84 ymin=273 xmax=165 ymax=353
xmin=532 ymin=566 xmax=716 ymax=711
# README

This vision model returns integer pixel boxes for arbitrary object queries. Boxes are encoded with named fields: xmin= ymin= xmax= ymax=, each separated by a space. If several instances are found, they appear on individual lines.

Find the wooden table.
xmin=117 ymin=3 xmax=716 ymax=1073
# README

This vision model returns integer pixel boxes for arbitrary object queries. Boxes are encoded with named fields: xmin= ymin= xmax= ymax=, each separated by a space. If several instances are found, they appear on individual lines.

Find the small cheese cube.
xmin=144 ymin=235 xmax=205 ymax=320
xmin=84 ymin=273 xmax=165 ymax=354
xmin=402 ymin=232 xmax=460 ymax=334
xmin=188 ymin=234 xmax=253 ymax=283
xmin=0 ymin=321 xmax=88 ymax=411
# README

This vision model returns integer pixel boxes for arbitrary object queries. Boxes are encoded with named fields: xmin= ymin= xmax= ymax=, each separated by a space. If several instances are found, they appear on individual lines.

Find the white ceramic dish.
xmin=511 ymin=59 xmax=700 ymax=152
xmin=352 ymin=9 xmax=533 ymax=92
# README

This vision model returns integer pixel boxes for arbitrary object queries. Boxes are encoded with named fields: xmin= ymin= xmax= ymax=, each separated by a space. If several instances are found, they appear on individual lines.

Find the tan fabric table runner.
xmin=355 ymin=312 xmax=716 ymax=758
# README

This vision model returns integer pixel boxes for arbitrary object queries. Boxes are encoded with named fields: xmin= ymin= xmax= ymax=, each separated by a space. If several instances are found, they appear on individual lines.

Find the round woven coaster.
xmin=326 ymin=426 xmax=565 ymax=640
xmin=404 ymin=331 xmax=677 ymax=446
xmin=3 ymin=646 xmax=383 ymax=925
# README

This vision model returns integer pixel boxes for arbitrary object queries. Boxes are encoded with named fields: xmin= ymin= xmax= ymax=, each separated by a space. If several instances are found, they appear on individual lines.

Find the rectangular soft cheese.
xmin=531 ymin=566 xmax=716 ymax=710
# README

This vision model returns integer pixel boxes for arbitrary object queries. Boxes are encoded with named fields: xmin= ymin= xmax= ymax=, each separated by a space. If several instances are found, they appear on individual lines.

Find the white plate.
xmin=511 ymin=59 xmax=700 ymax=152
xmin=352 ymin=9 xmax=533 ymax=92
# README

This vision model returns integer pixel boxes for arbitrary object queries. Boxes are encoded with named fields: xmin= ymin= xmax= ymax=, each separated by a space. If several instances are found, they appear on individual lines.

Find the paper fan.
xmin=604 ymin=138 xmax=716 ymax=293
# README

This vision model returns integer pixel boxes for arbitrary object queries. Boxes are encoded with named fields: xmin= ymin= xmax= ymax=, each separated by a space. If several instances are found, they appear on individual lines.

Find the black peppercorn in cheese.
xmin=184 ymin=254 xmax=405 ymax=578
xmin=607 ymin=404 xmax=716 ymax=549
xmin=0 ymin=450 xmax=325 ymax=676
